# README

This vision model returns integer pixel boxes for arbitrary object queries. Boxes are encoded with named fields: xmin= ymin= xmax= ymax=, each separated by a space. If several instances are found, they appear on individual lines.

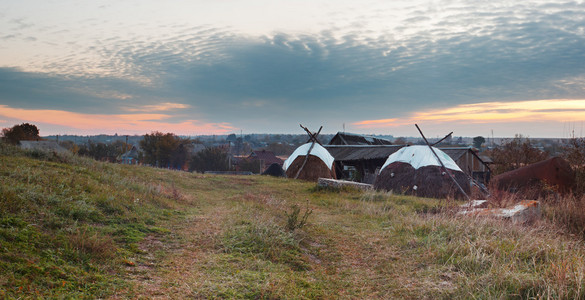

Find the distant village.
xmin=5 ymin=122 xmax=585 ymax=220
xmin=45 ymin=133 xmax=570 ymax=156
xmin=30 ymin=131 xmax=571 ymax=184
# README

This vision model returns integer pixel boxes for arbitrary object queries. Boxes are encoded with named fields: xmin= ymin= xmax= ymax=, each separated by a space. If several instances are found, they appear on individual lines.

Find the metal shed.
xmin=324 ymin=145 xmax=403 ymax=183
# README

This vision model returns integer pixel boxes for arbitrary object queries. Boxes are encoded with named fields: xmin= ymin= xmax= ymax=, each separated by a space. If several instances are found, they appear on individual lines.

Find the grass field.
xmin=2 ymin=144 xmax=585 ymax=299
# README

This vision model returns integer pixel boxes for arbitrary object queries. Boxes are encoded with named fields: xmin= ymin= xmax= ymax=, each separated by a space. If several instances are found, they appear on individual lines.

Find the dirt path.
xmin=123 ymin=204 xmax=231 ymax=298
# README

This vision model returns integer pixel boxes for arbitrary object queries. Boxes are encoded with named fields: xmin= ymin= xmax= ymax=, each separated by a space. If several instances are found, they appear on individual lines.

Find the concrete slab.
xmin=458 ymin=200 xmax=541 ymax=223
xmin=318 ymin=178 xmax=373 ymax=191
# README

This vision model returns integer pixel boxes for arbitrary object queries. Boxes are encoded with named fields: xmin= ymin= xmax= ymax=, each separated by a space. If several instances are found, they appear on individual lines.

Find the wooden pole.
xmin=415 ymin=124 xmax=470 ymax=200
xmin=295 ymin=125 xmax=323 ymax=179
xmin=428 ymin=128 xmax=489 ymax=197
xmin=431 ymin=132 xmax=453 ymax=146
xmin=295 ymin=140 xmax=316 ymax=179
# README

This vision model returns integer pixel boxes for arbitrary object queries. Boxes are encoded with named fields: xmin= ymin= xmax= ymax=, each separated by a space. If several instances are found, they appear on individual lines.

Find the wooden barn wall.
xmin=455 ymin=152 xmax=488 ymax=175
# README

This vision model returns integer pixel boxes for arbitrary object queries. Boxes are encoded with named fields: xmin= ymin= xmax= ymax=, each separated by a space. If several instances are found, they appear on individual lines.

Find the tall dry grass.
xmin=541 ymin=194 xmax=585 ymax=238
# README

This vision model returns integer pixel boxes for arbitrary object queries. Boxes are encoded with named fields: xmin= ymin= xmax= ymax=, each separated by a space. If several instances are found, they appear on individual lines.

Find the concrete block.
xmin=318 ymin=178 xmax=373 ymax=191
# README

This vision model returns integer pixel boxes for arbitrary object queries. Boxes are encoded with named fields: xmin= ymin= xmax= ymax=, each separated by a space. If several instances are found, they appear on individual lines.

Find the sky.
xmin=1 ymin=0 xmax=585 ymax=138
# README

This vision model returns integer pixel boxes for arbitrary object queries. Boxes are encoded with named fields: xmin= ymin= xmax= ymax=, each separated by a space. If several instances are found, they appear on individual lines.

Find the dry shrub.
xmin=485 ymin=134 xmax=549 ymax=176
xmin=469 ymin=184 xmax=490 ymax=200
xmin=487 ymin=180 xmax=585 ymax=239
xmin=486 ymin=189 xmax=522 ymax=208
xmin=561 ymin=137 xmax=585 ymax=194
xmin=543 ymin=194 xmax=585 ymax=238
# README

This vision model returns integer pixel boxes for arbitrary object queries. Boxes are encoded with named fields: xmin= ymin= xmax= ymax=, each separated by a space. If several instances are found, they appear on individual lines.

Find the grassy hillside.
xmin=2 ymin=144 xmax=585 ymax=299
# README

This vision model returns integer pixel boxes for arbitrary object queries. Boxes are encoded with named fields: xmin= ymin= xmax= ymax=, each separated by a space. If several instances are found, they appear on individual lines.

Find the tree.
xmin=226 ymin=134 xmax=237 ymax=143
xmin=86 ymin=141 xmax=109 ymax=160
xmin=169 ymin=140 xmax=193 ymax=170
xmin=473 ymin=136 xmax=486 ymax=149
xmin=238 ymin=158 xmax=261 ymax=173
xmin=189 ymin=147 xmax=231 ymax=173
xmin=1 ymin=123 xmax=40 ymax=144
xmin=561 ymin=137 xmax=585 ymax=194
xmin=485 ymin=134 xmax=549 ymax=175
xmin=140 ymin=132 xmax=184 ymax=168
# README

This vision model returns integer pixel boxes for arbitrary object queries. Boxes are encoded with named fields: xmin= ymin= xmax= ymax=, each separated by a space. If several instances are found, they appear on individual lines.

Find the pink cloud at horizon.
xmin=0 ymin=105 xmax=236 ymax=135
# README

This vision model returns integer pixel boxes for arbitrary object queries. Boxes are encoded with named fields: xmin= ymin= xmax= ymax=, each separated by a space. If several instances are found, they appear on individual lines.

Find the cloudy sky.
xmin=1 ymin=0 xmax=585 ymax=137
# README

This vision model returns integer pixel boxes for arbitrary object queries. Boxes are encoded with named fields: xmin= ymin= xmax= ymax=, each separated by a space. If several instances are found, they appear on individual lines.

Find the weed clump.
xmin=285 ymin=201 xmax=312 ymax=231
xmin=221 ymin=221 xmax=309 ymax=271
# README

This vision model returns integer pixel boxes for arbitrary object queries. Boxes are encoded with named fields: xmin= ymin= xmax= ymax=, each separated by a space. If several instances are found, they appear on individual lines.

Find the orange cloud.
xmin=0 ymin=105 xmax=235 ymax=135
xmin=123 ymin=102 xmax=191 ymax=112
xmin=353 ymin=99 xmax=585 ymax=129
xmin=353 ymin=118 xmax=399 ymax=126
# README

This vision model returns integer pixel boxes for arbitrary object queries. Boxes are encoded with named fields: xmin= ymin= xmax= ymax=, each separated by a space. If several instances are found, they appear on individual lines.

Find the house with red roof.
xmin=245 ymin=150 xmax=284 ymax=172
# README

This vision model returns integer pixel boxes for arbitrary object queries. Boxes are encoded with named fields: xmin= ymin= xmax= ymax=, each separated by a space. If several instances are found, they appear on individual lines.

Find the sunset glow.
xmin=353 ymin=100 xmax=585 ymax=128
xmin=0 ymin=105 xmax=235 ymax=135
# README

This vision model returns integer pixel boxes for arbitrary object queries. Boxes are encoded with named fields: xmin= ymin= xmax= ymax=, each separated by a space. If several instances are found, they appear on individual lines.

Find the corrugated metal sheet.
xmin=326 ymin=145 xmax=490 ymax=167
xmin=325 ymin=145 xmax=403 ymax=161
xmin=328 ymin=132 xmax=393 ymax=145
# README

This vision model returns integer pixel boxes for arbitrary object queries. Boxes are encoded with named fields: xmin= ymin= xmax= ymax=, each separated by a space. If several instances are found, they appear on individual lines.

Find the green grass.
xmin=3 ymin=143 xmax=585 ymax=299
xmin=0 ymin=145 xmax=184 ymax=298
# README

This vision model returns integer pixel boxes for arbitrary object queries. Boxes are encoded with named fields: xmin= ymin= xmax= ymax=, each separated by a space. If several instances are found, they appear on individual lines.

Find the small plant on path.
xmin=285 ymin=200 xmax=312 ymax=231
